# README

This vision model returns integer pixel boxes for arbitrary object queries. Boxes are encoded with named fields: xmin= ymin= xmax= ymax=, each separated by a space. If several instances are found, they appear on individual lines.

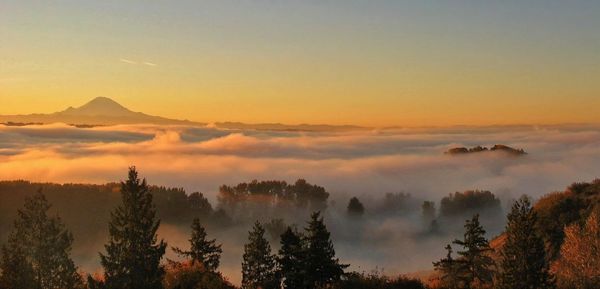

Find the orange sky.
xmin=1 ymin=1 xmax=599 ymax=127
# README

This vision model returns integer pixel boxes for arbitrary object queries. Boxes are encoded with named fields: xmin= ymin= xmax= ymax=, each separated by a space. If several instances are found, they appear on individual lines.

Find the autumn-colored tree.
xmin=552 ymin=208 xmax=600 ymax=289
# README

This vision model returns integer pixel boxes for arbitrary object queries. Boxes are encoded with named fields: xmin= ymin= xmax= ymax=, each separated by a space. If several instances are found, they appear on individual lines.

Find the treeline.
xmin=0 ymin=168 xmax=426 ymax=289
xmin=0 ymin=180 xmax=506 ymax=248
xmin=0 ymin=169 xmax=598 ymax=289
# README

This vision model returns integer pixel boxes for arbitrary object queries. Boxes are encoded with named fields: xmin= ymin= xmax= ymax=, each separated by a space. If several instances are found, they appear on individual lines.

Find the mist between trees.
xmin=0 ymin=167 xmax=598 ymax=289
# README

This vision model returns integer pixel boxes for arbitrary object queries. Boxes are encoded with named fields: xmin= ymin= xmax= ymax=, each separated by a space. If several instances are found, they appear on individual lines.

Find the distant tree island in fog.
xmin=445 ymin=145 xmax=527 ymax=156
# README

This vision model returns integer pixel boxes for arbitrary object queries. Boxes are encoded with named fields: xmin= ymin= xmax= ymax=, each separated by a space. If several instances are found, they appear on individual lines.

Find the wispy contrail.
xmin=119 ymin=58 xmax=137 ymax=64
xmin=143 ymin=62 xmax=157 ymax=66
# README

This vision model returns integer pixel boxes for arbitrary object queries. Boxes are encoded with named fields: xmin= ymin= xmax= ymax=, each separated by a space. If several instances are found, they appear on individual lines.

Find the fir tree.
xmin=241 ymin=221 xmax=277 ymax=289
xmin=452 ymin=214 xmax=495 ymax=289
xmin=97 ymin=167 xmax=167 ymax=289
xmin=304 ymin=211 xmax=348 ymax=288
xmin=0 ymin=189 xmax=82 ymax=289
xmin=173 ymin=218 xmax=222 ymax=272
xmin=277 ymin=227 xmax=306 ymax=289
xmin=433 ymin=244 xmax=463 ymax=289
xmin=497 ymin=196 xmax=554 ymax=289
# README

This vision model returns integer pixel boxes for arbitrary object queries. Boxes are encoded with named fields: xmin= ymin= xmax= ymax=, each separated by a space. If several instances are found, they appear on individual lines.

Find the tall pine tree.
xmin=277 ymin=227 xmax=306 ymax=289
xmin=241 ymin=221 xmax=277 ymax=289
xmin=433 ymin=244 xmax=463 ymax=289
xmin=96 ymin=167 xmax=167 ymax=289
xmin=304 ymin=211 xmax=347 ymax=288
xmin=497 ymin=196 xmax=554 ymax=289
xmin=0 ymin=189 xmax=83 ymax=289
xmin=173 ymin=218 xmax=222 ymax=272
xmin=452 ymin=214 xmax=495 ymax=289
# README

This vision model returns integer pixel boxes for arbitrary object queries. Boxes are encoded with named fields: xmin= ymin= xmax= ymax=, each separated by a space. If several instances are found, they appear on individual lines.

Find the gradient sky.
xmin=1 ymin=0 xmax=599 ymax=126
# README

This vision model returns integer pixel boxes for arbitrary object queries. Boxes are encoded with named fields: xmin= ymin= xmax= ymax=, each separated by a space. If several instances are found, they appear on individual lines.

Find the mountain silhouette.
xmin=0 ymin=97 xmax=201 ymax=126
xmin=60 ymin=97 xmax=133 ymax=117
xmin=0 ymin=97 xmax=368 ymax=131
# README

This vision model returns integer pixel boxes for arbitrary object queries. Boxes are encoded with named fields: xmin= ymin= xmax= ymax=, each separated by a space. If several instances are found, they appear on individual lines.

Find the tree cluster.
xmin=242 ymin=211 xmax=348 ymax=289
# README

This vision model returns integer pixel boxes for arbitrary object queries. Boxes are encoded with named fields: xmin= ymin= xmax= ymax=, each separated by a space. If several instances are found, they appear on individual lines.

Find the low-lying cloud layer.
xmin=2 ymin=123 xmax=599 ymax=202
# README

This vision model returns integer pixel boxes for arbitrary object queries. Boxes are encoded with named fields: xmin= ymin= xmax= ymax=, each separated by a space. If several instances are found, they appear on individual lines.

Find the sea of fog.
xmin=1 ymin=123 xmax=600 ymax=283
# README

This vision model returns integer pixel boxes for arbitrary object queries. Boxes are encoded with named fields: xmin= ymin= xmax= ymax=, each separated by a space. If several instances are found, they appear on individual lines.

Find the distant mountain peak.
xmin=60 ymin=97 xmax=133 ymax=117
xmin=0 ymin=97 xmax=202 ymax=126
xmin=84 ymin=96 xmax=124 ymax=108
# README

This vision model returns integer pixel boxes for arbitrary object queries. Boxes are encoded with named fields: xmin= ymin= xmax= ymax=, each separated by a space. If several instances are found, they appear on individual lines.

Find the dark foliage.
xmin=347 ymin=197 xmax=365 ymax=216
xmin=219 ymin=179 xmax=329 ymax=212
xmin=497 ymin=196 xmax=554 ymax=289
xmin=94 ymin=167 xmax=167 ymax=289
xmin=440 ymin=190 xmax=502 ymax=219
xmin=304 ymin=211 xmax=349 ymax=288
xmin=452 ymin=214 xmax=495 ymax=288
xmin=0 ymin=190 xmax=83 ymax=289
xmin=241 ymin=221 xmax=277 ymax=289
xmin=173 ymin=218 xmax=222 ymax=272
xmin=277 ymin=227 xmax=306 ymax=289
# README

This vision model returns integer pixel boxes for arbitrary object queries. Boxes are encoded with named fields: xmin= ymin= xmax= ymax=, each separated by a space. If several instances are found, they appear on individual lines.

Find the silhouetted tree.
xmin=433 ymin=244 xmax=463 ymax=289
xmin=305 ymin=211 xmax=348 ymax=288
xmin=241 ymin=221 xmax=277 ymax=289
xmin=277 ymin=227 xmax=306 ymax=289
xmin=497 ymin=196 xmax=554 ymax=289
xmin=347 ymin=197 xmax=365 ymax=216
xmin=452 ymin=214 xmax=495 ymax=289
xmin=0 ymin=190 xmax=82 ymax=289
xmin=95 ymin=167 xmax=167 ymax=289
xmin=173 ymin=218 xmax=222 ymax=272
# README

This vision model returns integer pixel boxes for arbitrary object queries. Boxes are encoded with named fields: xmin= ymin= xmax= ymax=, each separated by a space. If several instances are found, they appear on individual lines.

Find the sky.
xmin=1 ymin=0 xmax=600 ymax=127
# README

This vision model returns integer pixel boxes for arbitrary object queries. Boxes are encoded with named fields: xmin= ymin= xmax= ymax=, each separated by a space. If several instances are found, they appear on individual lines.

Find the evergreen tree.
xmin=497 ymin=196 xmax=554 ymax=289
xmin=97 ymin=167 xmax=167 ymax=289
xmin=0 ymin=235 xmax=36 ymax=289
xmin=452 ymin=214 xmax=495 ymax=289
xmin=241 ymin=221 xmax=277 ymax=289
xmin=173 ymin=218 xmax=222 ymax=272
xmin=304 ymin=211 xmax=348 ymax=288
xmin=0 ymin=190 xmax=82 ymax=289
xmin=433 ymin=244 xmax=463 ymax=289
xmin=277 ymin=227 xmax=306 ymax=289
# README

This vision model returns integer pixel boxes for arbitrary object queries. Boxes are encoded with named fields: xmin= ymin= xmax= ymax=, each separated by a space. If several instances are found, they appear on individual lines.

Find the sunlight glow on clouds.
xmin=1 ymin=124 xmax=599 ymax=203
